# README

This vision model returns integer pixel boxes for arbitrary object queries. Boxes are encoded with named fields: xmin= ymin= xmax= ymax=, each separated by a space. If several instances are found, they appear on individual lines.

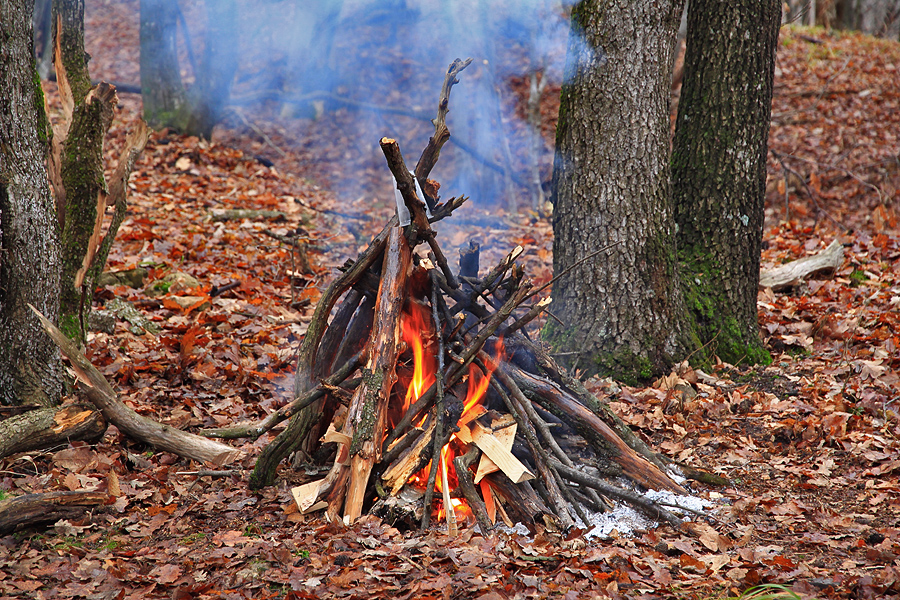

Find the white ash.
xmin=580 ymin=489 xmax=717 ymax=539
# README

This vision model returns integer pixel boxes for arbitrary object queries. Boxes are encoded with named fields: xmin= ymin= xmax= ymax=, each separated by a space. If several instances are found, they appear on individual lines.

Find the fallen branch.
xmin=759 ymin=239 xmax=844 ymax=291
xmin=30 ymin=305 xmax=242 ymax=466
xmin=0 ymin=491 xmax=108 ymax=535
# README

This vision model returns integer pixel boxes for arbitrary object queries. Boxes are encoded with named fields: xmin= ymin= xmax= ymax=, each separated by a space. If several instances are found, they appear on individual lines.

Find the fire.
xmin=461 ymin=337 xmax=504 ymax=421
xmin=401 ymin=307 xmax=507 ymax=529
xmin=400 ymin=303 xmax=435 ymax=413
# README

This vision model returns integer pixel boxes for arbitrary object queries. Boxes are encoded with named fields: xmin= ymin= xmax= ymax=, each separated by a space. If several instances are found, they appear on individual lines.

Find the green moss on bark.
xmin=679 ymin=249 xmax=771 ymax=366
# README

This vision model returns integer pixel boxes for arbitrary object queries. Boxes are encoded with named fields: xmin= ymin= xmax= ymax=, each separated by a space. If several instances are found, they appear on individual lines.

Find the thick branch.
xmin=759 ymin=239 xmax=844 ymax=290
xmin=30 ymin=305 xmax=241 ymax=466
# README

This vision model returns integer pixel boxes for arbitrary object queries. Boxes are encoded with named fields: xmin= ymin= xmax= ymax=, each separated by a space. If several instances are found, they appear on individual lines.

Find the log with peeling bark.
xmin=0 ymin=403 xmax=106 ymax=460
xmin=0 ymin=491 xmax=108 ymax=536
xmin=30 ymin=305 xmax=242 ymax=466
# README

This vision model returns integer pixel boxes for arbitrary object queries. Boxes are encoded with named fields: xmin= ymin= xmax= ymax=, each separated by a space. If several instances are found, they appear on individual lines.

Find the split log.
xmin=0 ymin=491 xmax=108 ymax=535
xmin=328 ymin=227 xmax=411 ymax=522
xmin=30 ymin=305 xmax=242 ymax=466
xmin=759 ymin=239 xmax=844 ymax=290
xmin=0 ymin=403 xmax=106 ymax=460
xmin=485 ymin=474 xmax=549 ymax=528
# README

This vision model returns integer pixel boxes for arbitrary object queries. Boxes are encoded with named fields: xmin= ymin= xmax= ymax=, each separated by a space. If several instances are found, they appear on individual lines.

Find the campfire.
xmin=205 ymin=59 xmax=689 ymax=534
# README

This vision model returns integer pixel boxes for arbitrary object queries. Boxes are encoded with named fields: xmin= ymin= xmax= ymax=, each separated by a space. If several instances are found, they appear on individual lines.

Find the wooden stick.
xmin=415 ymin=58 xmax=473 ymax=197
xmin=30 ymin=306 xmax=242 ymax=466
xmin=505 ymin=333 xmax=671 ymax=473
xmin=441 ymin=449 xmax=458 ymax=536
xmin=500 ymin=297 xmax=551 ymax=338
xmin=381 ymin=137 xmax=459 ymax=289
xmin=201 ymin=351 xmax=362 ymax=439
xmin=422 ymin=271 xmax=449 ymax=529
xmin=453 ymin=446 xmax=493 ymax=533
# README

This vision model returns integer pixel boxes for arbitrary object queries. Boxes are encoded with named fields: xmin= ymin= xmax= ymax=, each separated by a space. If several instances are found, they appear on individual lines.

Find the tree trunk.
xmin=55 ymin=0 xmax=118 ymax=345
xmin=0 ymin=0 xmax=64 ymax=406
xmin=836 ymin=0 xmax=900 ymax=38
xmin=546 ymin=0 xmax=696 ymax=383
xmin=140 ymin=0 xmax=237 ymax=138
xmin=139 ymin=0 xmax=189 ymax=130
xmin=52 ymin=0 xmax=90 ymax=101
xmin=671 ymin=0 xmax=779 ymax=366
xmin=184 ymin=0 xmax=237 ymax=139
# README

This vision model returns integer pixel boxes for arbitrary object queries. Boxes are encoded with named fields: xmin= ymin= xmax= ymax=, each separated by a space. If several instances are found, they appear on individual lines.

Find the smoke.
xmin=185 ymin=0 xmax=578 ymax=210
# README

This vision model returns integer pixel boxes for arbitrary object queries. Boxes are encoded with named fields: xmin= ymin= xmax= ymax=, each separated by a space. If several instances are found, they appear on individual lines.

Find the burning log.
xmin=215 ymin=59 xmax=697 ymax=534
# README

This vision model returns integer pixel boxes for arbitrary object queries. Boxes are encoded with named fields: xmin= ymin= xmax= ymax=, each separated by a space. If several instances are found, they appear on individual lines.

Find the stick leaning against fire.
xmin=203 ymin=58 xmax=695 ymax=533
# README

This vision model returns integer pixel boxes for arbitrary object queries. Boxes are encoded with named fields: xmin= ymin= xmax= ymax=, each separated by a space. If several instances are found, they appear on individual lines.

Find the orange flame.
xmin=402 ymin=318 xmax=508 ymax=527
xmin=400 ymin=304 xmax=435 ymax=413
xmin=460 ymin=337 xmax=505 ymax=422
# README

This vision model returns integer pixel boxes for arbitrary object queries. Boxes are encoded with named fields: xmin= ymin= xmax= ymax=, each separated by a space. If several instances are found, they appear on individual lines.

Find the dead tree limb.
xmin=30 ymin=305 xmax=242 ymax=466
xmin=0 ymin=403 xmax=106 ymax=460
xmin=759 ymin=239 xmax=844 ymax=291
xmin=0 ymin=491 xmax=108 ymax=535
xmin=415 ymin=57 xmax=473 ymax=199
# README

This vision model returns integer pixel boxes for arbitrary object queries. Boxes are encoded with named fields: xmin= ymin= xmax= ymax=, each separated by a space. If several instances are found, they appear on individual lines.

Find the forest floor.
xmin=1 ymin=3 xmax=899 ymax=599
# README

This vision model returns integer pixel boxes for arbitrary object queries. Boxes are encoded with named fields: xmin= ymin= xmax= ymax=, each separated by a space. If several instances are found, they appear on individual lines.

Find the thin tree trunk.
xmin=546 ymin=0 xmax=696 ymax=383
xmin=140 ymin=0 xmax=188 ymax=130
xmin=0 ymin=0 xmax=63 ymax=406
xmin=55 ymin=0 xmax=118 ymax=345
xmin=184 ymin=0 xmax=237 ymax=139
xmin=671 ymin=0 xmax=780 ymax=365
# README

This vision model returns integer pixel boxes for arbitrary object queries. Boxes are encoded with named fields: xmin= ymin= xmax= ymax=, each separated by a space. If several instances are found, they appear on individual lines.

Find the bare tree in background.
xmin=139 ymin=0 xmax=237 ymax=138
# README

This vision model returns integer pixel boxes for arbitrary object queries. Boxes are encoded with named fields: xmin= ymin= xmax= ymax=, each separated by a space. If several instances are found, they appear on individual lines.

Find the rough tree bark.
xmin=671 ymin=0 xmax=780 ymax=366
xmin=0 ymin=0 xmax=64 ymax=406
xmin=545 ymin=0 xmax=697 ymax=383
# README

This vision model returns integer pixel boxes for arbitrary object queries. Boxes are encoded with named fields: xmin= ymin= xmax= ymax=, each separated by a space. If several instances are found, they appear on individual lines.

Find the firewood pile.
xmin=204 ymin=59 xmax=691 ymax=534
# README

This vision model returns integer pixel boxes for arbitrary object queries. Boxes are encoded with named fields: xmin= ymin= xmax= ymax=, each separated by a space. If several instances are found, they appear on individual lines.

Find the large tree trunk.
xmin=671 ymin=0 xmax=779 ymax=366
xmin=0 ymin=0 xmax=64 ymax=406
xmin=546 ymin=0 xmax=696 ymax=383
